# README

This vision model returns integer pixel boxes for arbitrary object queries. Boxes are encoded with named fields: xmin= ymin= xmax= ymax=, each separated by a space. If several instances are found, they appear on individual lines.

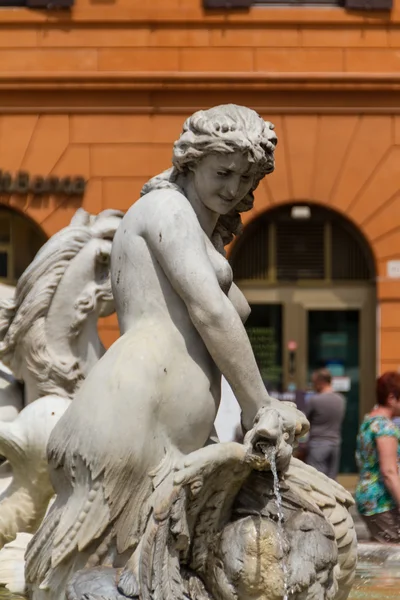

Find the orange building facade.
xmin=1 ymin=0 xmax=400 ymax=467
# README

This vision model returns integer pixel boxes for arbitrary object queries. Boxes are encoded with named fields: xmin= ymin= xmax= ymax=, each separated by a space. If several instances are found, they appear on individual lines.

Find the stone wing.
xmin=136 ymin=442 xmax=252 ymax=600
xmin=25 ymin=455 xmax=111 ymax=593
xmin=285 ymin=457 xmax=357 ymax=600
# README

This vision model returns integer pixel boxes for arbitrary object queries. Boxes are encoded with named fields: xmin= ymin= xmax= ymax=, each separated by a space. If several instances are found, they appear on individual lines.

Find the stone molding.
xmin=2 ymin=71 xmax=400 ymax=93
xmin=0 ymin=6 xmax=392 ymax=24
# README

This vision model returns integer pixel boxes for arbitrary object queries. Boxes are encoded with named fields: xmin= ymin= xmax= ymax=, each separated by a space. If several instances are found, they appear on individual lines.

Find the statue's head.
xmin=0 ymin=208 xmax=123 ymax=398
xmin=141 ymin=105 xmax=277 ymax=254
xmin=173 ymin=104 xmax=276 ymax=192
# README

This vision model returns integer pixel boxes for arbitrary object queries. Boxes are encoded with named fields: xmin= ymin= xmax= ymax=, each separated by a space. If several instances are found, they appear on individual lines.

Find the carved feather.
xmin=285 ymin=458 xmax=357 ymax=600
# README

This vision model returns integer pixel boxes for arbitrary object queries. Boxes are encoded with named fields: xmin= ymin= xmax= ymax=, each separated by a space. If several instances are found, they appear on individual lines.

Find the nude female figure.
xmin=26 ymin=104 xmax=308 ymax=600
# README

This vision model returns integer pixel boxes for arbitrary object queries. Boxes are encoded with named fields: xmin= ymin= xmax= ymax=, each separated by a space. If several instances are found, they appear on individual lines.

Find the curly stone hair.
xmin=141 ymin=104 xmax=277 ymax=254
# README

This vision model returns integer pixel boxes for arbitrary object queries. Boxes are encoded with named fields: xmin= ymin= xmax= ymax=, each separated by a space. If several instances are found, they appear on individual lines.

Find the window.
xmin=203 ymin=0 xmax=391 ymax=9
xmin=253 ymin=0 xmax=343 ymax=5
xmin=0 ymin=209 xmax=47 ymax=285
xmin=230 ymin=203 xmax=375 ymax=284
xmin=0 ymin=0 xmax=73 ymax=7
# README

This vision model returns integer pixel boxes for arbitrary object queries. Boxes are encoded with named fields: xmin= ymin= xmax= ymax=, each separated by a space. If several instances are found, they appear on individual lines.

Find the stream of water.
xmin=265 ymin=445 xmax=289 ymax=600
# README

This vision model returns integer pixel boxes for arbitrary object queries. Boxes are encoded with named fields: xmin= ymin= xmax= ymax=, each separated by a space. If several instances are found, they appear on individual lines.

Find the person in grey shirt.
xmin=305 ymin=368 xmax=346 ymax=480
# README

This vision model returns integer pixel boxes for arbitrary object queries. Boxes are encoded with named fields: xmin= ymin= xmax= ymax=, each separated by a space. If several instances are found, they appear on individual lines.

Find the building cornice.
xmin=2 ymin=71 xmax=400 ymax=92
xmin=0 ymin=6 xmax=395 ymax=25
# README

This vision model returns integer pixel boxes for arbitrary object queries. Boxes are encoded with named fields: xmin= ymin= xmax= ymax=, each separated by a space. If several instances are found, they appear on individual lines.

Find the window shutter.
xmin=203 ymin=0 xmax=252 ymax=8
xmin=26 ymin=0 xmax=73 ymax=7
xmin=344 ymin=0 xmax=392 ymax=9
xmin=331 ymin=222 xmax=372 ymax=280
xmin=276 ymin=222 xmax=325 ymax=281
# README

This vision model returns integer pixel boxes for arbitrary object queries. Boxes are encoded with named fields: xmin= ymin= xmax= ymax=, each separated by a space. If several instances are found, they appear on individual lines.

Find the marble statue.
xmin=24 ymin=105 xmax=357 ymax=600
xmin=0 ymin=208 xmax=123 ymax=406
xmin=64 ymin=413 xmax=356 ymax=600
xmin=0 ymin=532 xmax=31 ymax=594
xmin=0 ymin=396 xmax=70 ymax=547
xmin=0 ymin=208 xmax=123 ymax=556
xmin=0 ymin=360 xmax=22 ymax=498
xmin=0 ymin=362 xmax=22 ymax=425
xmin=0 ymin=284 xmax=24 ymax=427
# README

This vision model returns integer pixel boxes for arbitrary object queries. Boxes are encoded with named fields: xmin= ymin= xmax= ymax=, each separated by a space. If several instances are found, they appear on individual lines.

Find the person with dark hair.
xmin=355 ymin=371 xmax=400 ymax=543
xmin=304 ymin=368 xmax=346 ymax=479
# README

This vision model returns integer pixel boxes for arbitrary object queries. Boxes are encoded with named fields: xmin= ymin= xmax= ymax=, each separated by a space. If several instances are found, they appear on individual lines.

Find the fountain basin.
xmin=349 ymin=542 xmax=400 ymax=599
xmin=0 ymin=543 xmax=398 ymax=600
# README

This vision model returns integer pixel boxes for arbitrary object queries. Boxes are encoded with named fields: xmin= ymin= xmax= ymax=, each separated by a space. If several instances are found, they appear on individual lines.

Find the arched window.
xmin=229 ymin=203 xmax=377 ymax=474
xmin=0 ymin=208 xmax=47 ymax=285
xmin=230 ymin=203 xmax=375 ymax=284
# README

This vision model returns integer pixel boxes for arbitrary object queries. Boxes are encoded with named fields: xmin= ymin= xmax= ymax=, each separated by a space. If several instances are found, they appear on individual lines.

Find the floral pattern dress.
xmin=355 ymin=415 xmax=400 ymax=516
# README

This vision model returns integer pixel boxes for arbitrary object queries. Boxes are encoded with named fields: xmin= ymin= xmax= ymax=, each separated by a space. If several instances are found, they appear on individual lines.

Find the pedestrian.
xmin=355 ymin=371 xmax=400 ymax=543
xmin=304 ymin=368 xmax=346 ymax=479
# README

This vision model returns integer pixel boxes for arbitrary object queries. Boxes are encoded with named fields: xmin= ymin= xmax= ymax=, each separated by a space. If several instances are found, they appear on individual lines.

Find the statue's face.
xmin=190 ymin=151 xmax=256 ymax=215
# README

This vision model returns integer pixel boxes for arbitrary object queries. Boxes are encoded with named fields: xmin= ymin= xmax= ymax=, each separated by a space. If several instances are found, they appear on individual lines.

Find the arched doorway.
xmin=230 ymin=202 xmax=376 ymax=474
xmin=0 ymin=207 xmax=47 ymax=287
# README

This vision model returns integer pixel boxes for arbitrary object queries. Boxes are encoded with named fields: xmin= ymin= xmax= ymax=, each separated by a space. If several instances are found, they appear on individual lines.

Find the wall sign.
xmin=332 ymin=376 xmax=351 ymax=393
xmin=0 ymin=170 xmax=86 ymax=196
xmin=387 ymin=260 xmax=400 ymax=279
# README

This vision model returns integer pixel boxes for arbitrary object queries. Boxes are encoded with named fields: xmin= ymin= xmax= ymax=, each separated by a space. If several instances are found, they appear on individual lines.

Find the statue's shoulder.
xmin=124 ymin=188 xmax=195 ymax=232
xmin=140 ymin=187 xmax=189 ymax=209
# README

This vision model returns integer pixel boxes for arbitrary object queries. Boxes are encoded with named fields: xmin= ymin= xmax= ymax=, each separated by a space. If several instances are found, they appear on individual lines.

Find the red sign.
xmin=288 ymin=340 xmax=297 ymax=351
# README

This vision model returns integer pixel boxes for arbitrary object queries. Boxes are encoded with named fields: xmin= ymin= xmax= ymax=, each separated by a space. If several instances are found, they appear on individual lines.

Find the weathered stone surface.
xmin=24 ymin=106 xmax=356 ymax=600
xmin=0 ymin=208 xmax=123 ymax=563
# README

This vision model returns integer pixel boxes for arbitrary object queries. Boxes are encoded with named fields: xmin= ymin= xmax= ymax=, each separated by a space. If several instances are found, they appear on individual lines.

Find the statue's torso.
xmin=57 ymin=191 xmax=236 ymax=461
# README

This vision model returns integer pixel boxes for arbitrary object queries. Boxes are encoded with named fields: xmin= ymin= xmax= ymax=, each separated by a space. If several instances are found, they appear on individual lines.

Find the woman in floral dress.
xmin=355 ymin=371 xmax=400 ymax=542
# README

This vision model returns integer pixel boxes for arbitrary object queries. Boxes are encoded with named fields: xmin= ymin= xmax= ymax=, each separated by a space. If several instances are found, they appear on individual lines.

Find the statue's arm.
xmin=144 ymin=194 xmax=268 ymax=431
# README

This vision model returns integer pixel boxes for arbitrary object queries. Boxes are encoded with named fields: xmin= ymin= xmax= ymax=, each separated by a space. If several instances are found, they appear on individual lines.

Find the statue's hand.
xmin=244 ymin=401 xmax=309 ymax=473
xmin=277 ymin=398 xmax=310 ymax=439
